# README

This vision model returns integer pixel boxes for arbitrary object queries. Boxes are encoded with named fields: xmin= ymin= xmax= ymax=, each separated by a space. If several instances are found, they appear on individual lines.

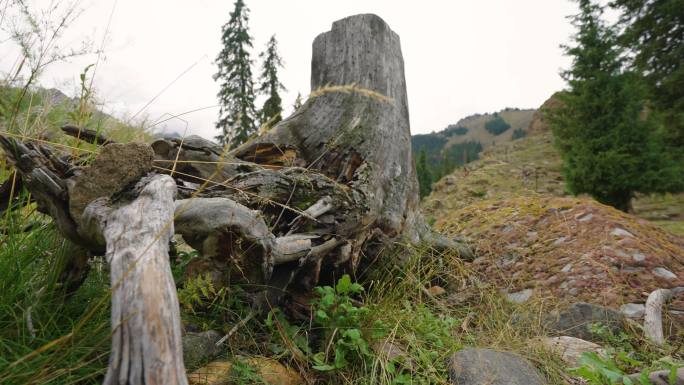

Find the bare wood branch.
xmin=61 ymin=124 xmax=115 ymax=145
xmin=90 ymin=174 xmax=187 ymax=385
xmin=644 ymin=288 xmax=672 ymax=346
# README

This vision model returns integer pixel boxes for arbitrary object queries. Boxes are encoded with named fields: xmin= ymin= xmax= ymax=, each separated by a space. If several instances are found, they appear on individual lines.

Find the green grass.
xmin=0 ymin=210 xmax=111 ymax=384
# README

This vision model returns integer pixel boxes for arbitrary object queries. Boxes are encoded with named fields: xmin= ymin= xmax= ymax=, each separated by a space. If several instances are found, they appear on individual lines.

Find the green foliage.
xmin=0 ymin=217 xmax=111 ymax=384
xmin=257 ymin=35 xmax=286 ymax=129
xmin=484 ymin=115 xmax=511 ymax=135
xmin=411 ymin=134 xmax=447 ymax=158
xmin=177 ymin=273 xmax=226 ymax=314
xmin=311 ymin=274 xmax=373 ymax=371
xmin=511 ymin=128 xmax=527 ymax=140
xmin=445 ymin=125 xmax=468 ymax=136
xmin=265 ymin=308 xmax=312 ymax=359
xmin=570 ymin=322 xmax=683 ymax=385
xmin=550 ymin=0 xmax=682 ymax=211
xmin=445 ymin=140 xmax=483 ymax=167
xmin=610 ymin=0 xmax=684 ymax=148
xmin=570 ymin=351 xmax=645 ymax=385
xmin=415 ymin=148 xmax=433 ymax=198
xmin=228 ymin=359 xmax=267 ymax=384
xmin=214 ymin=0 xmax=258 ymax=148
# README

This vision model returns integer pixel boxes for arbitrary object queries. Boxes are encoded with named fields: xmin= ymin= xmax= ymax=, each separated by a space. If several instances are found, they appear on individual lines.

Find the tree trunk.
xmin=0 ymin=13 xmax=467 ymax=383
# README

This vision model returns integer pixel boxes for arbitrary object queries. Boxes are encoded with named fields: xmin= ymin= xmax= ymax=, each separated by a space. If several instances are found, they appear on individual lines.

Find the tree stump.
xmin=0 ymin=14 xmax=466 ymax=384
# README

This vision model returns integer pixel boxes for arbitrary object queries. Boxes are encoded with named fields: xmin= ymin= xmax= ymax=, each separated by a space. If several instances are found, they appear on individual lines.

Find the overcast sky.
xmin=1 ymin=0 xmax=579 ymax=137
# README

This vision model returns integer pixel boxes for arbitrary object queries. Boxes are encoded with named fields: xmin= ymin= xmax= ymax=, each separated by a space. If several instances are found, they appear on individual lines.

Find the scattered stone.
xmin=561 ymin=263 xmax=573 ymax=273
xmin=183 ymin=330 xmax=222 ymax=369
xmin=577 ymin=213 xmax=594 ymax=223
xmin=506 ymin=289 xmax=534 ymax=304
xmin=540 ymin=336 xmax=605 ymax=367
xmin=188 ymin=358 xmax=303 ymax=385
xmin=610 ymin=228 xmax=634 ymax=238
xmin=620 ymin=303 xmax=645 ymax=319
xmin=448 ymin=348 xmax=545 ymax=385
xmin=427 ymin=285 xmax=446 ymax=296
xmin=552 ymin=236 xmax=566 ymax=246
xmin=652 ymin=267 xmax=677 ymax=280
xmin=545 ymin=302 xmax=624 ymax=342
xmin=631 ymin=252 xmax=646 ymax=263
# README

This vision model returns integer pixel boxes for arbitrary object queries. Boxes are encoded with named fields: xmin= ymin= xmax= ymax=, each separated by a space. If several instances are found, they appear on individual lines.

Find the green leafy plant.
xmin=177 ymin=273 xmax=226 ymax=314
xmin=265 ymin=308 xmax=312 ymax=359
xmin=311 ymin=274 xmax=373 ymax=371
xmin=570 ymin=351 xmax=649 ymax=385
xmin=229 ymin=359 xmax=266 ymax=384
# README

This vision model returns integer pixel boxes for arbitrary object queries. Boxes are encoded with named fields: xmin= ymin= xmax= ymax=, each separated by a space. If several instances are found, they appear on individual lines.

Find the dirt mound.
xmin=435 ymin=196 xmax=684 ymax=308
xmin=527 ymin=93 xmax=564 ymax=135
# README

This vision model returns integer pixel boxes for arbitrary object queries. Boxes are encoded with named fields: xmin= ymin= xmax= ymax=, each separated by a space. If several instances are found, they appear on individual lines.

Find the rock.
xmin=631 ymin=252 xmax=646 ymax=263
xmin=371 ymin=340 xmax=415 ymax=370
xmin=619 ymin=303 xmax=645 ymax=319
xmin=610 ymin=228 xmax=634 ymax=238
xmin=183 ymin=330 xmax=222 ymax=369
xmin=506 ymin=289 xmax=534 ymax=304
xmin=427 ymin=285 xmax=446 ymax=296
xmin=448 ymin=348 xmax=545 ymax=385
xmin=188 ymin=358 xmax=303 ymax=385
xmin=544 ymin=303 xmax=624 ymax=342
xmin=540 ymin=336 xmax=605 ymax=366
xmin=652 ymin=267 xmax=677 ymax=280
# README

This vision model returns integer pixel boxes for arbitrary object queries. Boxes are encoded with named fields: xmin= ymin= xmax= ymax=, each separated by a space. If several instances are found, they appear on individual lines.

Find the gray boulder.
xmin=448 ymin=348 xmax=545 ymax=385
xmin=544 ymin=302 xmax=624 ymax=342
xmin=182 ymin=330 xmax=222 ymax=369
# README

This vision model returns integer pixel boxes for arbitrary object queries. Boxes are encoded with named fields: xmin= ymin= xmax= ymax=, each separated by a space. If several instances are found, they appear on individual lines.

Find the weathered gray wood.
xmin=61 ymin=124 xmax=115 ymax=145
xmin=90 ymin=175 xmax=187 ymax=385
xmin=643 ymin=288 xmax=672 ymax=346
xmin=245 ymin=14 xmax=426 ymax=243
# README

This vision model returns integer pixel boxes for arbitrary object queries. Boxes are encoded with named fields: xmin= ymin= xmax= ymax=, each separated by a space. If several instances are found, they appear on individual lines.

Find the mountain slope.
xmin=411 ymin=108 xmax=535 ymax=167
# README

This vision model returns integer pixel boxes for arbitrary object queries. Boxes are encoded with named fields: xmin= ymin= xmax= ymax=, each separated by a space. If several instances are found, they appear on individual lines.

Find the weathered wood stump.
xmin=0 ymin=14 xmax=466 ymax=385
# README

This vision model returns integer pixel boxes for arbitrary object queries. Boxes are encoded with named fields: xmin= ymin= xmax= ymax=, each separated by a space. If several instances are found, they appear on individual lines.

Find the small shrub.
xmin=485 ymin=116 xmax=511 ymax=135
xmin=512 ymin=128 xmax=527 ymax=140
xmin=311 ymin=274 xmax=374 ymax=371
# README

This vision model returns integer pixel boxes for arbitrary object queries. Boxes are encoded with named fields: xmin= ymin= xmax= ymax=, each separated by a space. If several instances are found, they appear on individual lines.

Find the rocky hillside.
xmin=422 ymin=102 xmax=684 ymax=343
xmin=411 ymin=108 xmax=535 ymax=165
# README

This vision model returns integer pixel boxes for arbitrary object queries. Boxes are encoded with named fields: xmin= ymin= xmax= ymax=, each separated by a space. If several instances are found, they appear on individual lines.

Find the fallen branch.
xmin=91 ymin=174 xmax=187 ymax=385
xmin=643 ymin=288 xmax=672 ymax=346
xmin=61 ymin=124 xmax=114 ymax=145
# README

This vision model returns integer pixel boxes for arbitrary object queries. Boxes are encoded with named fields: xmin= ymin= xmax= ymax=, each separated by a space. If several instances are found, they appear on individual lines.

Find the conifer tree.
xmin=610 ymin=0 xmax=684 ymax=147
xmin=293 ymin=92 xmax=303 ymax=111
xmin=213 ymin=0 xmax=257 ymax=147
xmin=550 ymin=0 xmax=680 ymax=211
xmin=416 ymin=148 xmax=433 ymax=198
xmin=257 ymin=35 xmax=286 ymax=128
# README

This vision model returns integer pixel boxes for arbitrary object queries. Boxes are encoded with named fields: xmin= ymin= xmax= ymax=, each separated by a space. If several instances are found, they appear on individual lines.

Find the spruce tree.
xmin=416 ymin=148 xmax=433 ymax=198
xmin=550 ymin=0 xmax=679 ymax=212
xmin=214 ymin=0 xmax=257 ymax=148
xmin=293 ymin=92 xmax=303 ymax=111
xmin=610 ymin=0 xmax=684 ymax=147
xmin=257 ymin=35 xmax=286 ymax=128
